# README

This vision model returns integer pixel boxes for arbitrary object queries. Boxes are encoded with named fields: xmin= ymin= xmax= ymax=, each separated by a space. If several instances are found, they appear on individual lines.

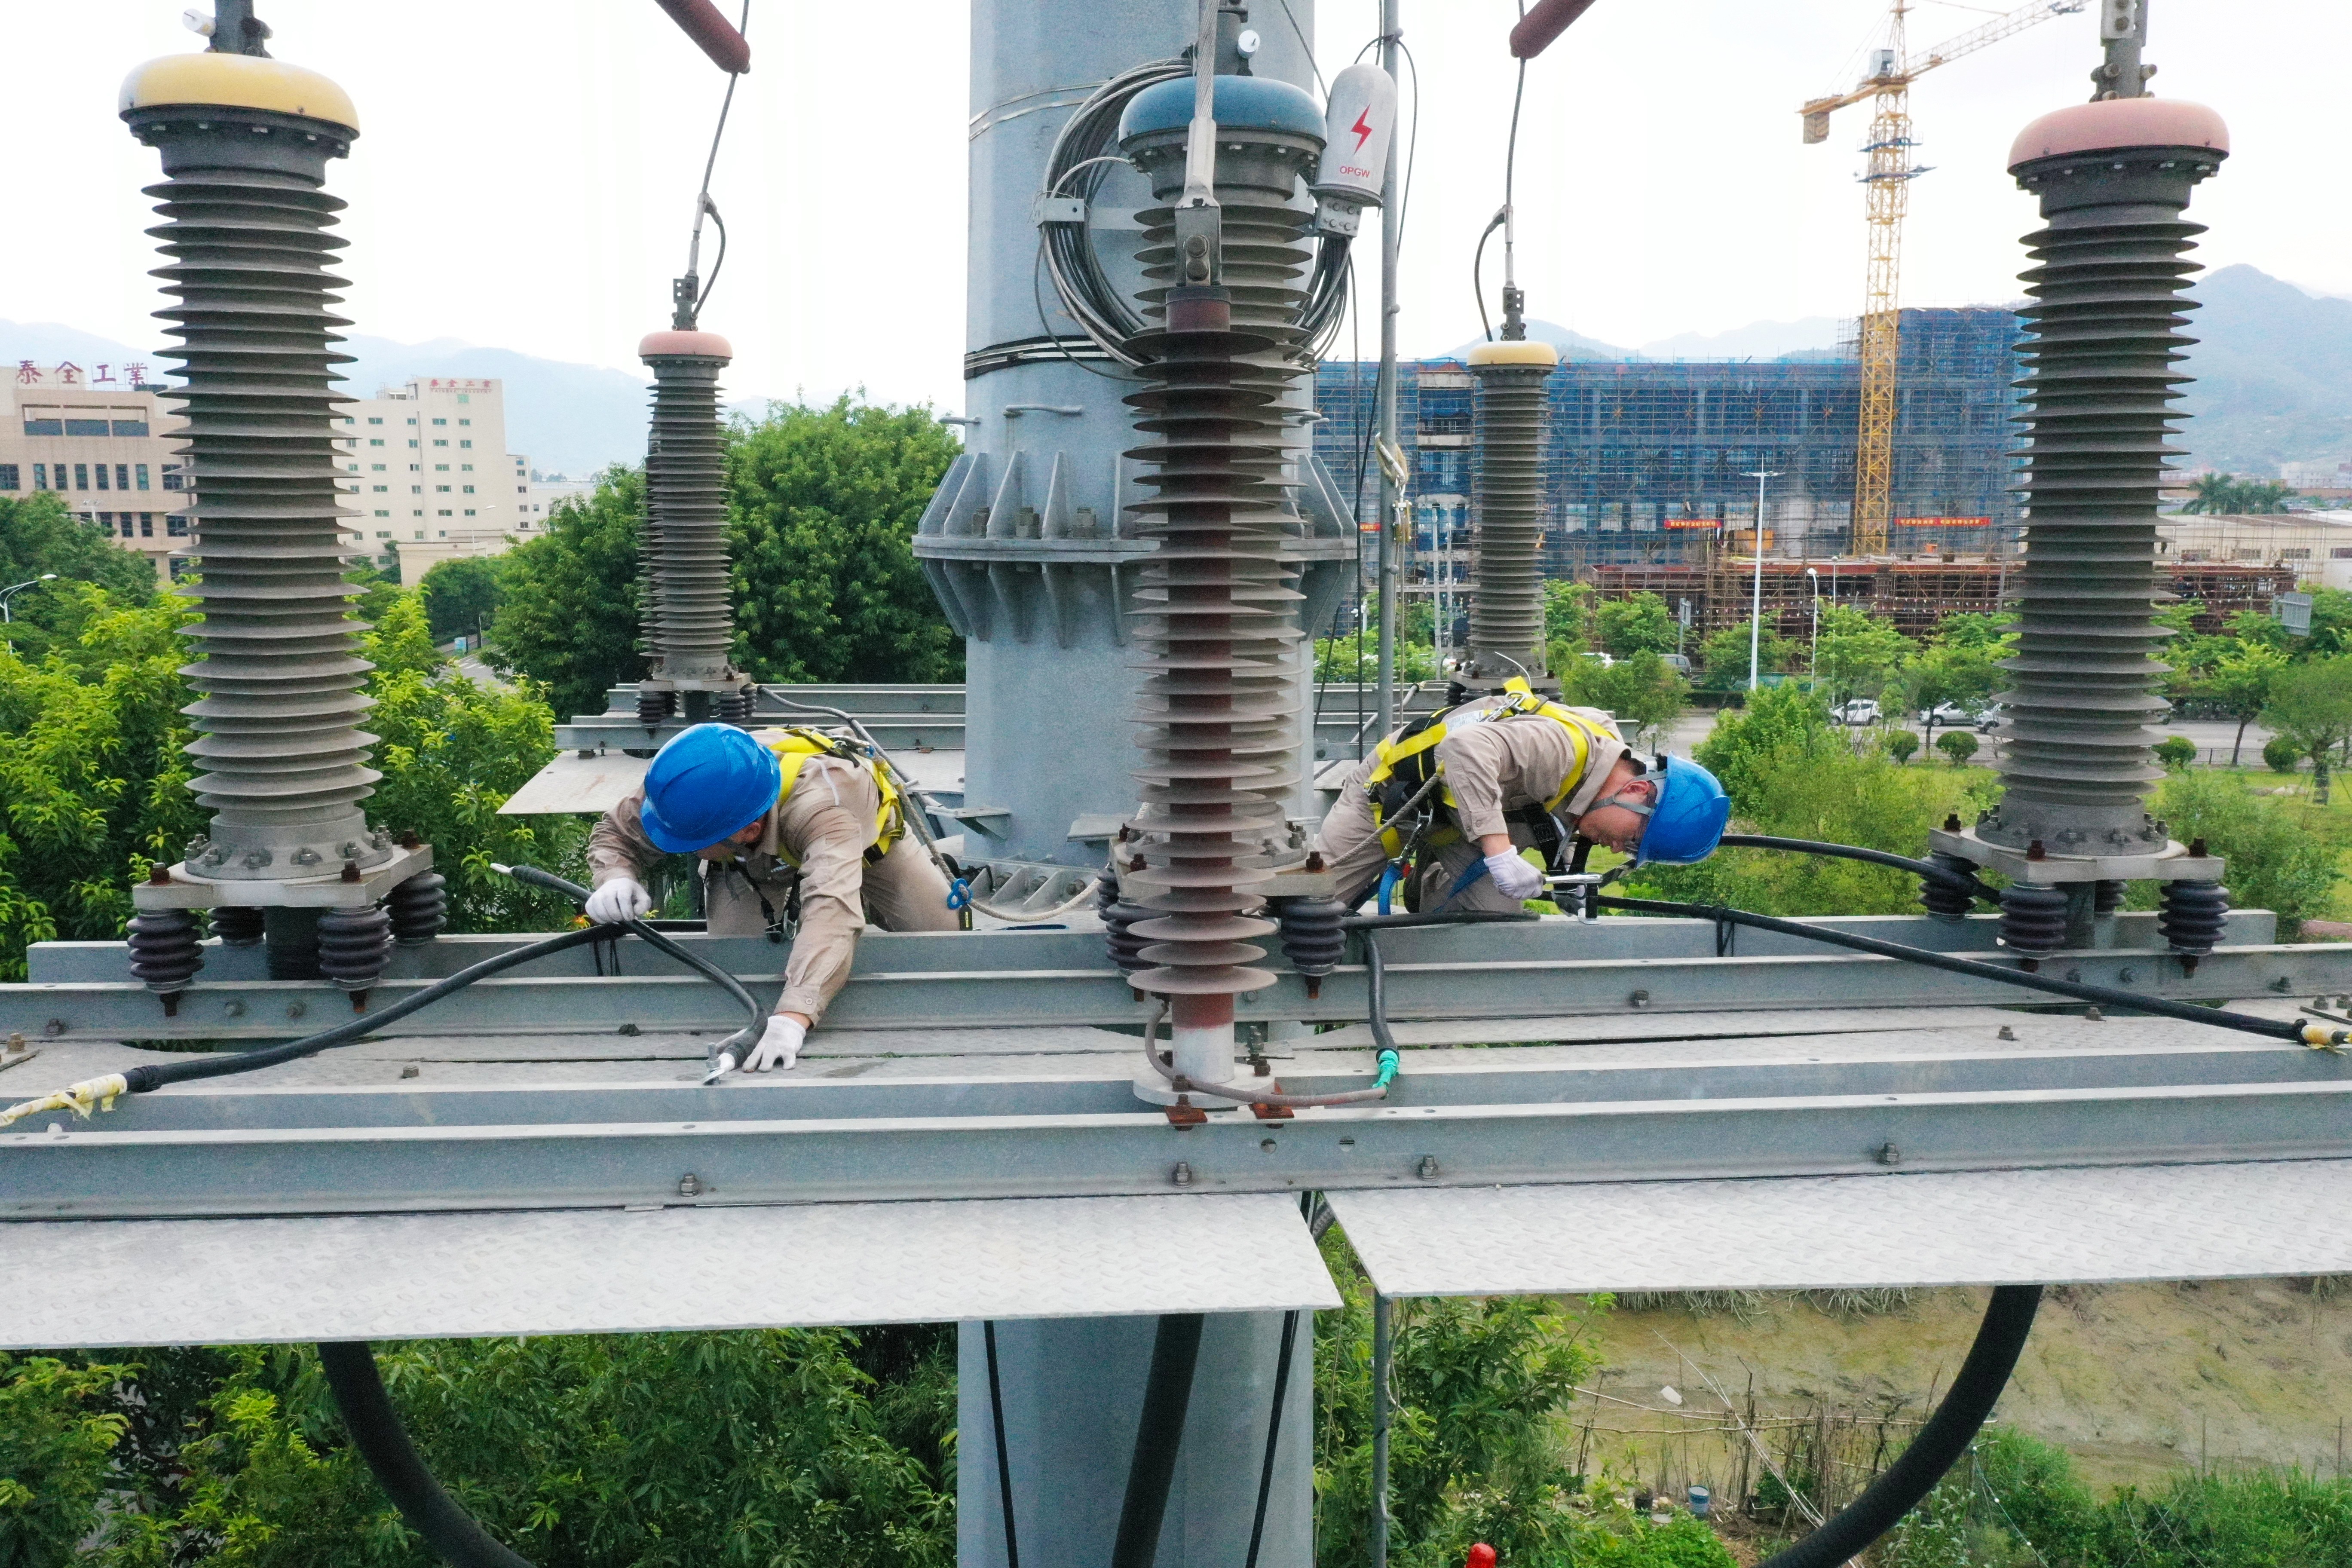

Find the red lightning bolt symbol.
xmin=1351 ymin=107 xmax=1375 ymax=153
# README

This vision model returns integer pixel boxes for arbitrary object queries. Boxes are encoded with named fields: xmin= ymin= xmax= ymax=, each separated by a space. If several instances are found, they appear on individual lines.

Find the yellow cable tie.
xmin=0 ymin=1073 xmax=130 ymax=1130
xmin=2300 ymin=1022 xmax=2348 ymax=1054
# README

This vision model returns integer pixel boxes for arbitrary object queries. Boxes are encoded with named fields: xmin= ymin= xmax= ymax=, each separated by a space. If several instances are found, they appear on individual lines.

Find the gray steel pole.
xmin=1743 ymin=469 xmax=1778 ymax=692
xmin=1374 ymin=0 xmax=1401 ymax=737
xmin=1371 ymin=1290 xmax=1393 ymax=1568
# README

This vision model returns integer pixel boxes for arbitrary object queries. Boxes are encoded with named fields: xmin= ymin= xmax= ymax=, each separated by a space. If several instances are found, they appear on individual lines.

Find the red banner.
xmin=1896 ymin=516 xmax=1991 ymax=527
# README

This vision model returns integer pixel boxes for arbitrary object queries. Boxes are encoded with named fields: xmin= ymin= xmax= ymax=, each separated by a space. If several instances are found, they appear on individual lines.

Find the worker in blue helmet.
xmin=585 ymin=724 xmax=957 ymax=1072
xmin=1313 ymin=679 xmax=1730 ymax=913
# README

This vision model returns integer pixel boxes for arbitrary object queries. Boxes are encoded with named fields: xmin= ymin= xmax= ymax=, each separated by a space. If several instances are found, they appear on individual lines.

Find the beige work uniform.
xmin=1314 ymin=699 xmax=1632 ymax=913
xmin=587 ymin=753 xmax=958 ymax=1024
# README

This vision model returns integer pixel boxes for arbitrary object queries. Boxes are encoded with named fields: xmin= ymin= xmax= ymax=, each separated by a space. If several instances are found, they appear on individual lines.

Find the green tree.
xmin=728 ymin=398 xmax=963 ymax=684
xmin=417 ymin=557 xmax=502 ymax=646
xmin=1698 ymin=622 xmax=1793 ymax=687
xmin=0 ymin=491 xmax=156 ymax=660
xmin=1885 ymin=728 xmax=1919 ymax=766
xmin=1593 ymin=591 xmax=1678 ymax=658
xmin=490 ymin=466 xmax=646 ymax=722
xmin=2200 ymin=641 xmax=2287 ymax=765
xmin=2180 ymin=472 xmax=2236 ymax=514
xmin=1563 ymin=648 xmax=1687 ymax=751
xmin=2153 ymin=734 xmax=2198 ymax=771
xmin=2262 ymin=657 xmax=2352 ymax=802
xmin=0 ymin=1354 xmax=133 ymax=1567
xmin=1935 ymin=729 xmax=1980 ymax=767
xmin=85 ymin=1332 xmax=955 ymax=1568
xmin=1543 ymin=578 xmax=1594 ymax=651
xmin=1813 ymin=603 xmax=1914 ymax=705
xmin=2264 ymin=734 xmax=2302 ymax=774
xmin=0 ymin=585 xmax=201 ymax=980
xmin=359 ymin=595 xmax=586 ymax=932
xmin=1902 ymin=641 xmax=2003 ymax=745
xmin=1694 ymin=683 xmax=1838 ymax=807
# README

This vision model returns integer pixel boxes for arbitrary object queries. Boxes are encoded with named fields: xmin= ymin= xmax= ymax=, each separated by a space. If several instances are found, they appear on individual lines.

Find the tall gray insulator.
xmin=639 ymin=331 xmax=738 ymax=689
xmin=121 ymin=52 xmax=390 ymax=882
xmin=1121 ymin=287 xmax=1289 ymax=1034
xmin=1980 ymin=99 xmax=2228 ymax=855
xmin=1122 ymin=74 xmax=1323 ymax=823
xmin=1462 ymin=339 xmax=1560 ymax=689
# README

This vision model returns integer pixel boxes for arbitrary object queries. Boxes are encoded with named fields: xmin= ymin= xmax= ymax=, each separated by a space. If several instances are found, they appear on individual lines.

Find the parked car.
xmin=1923 ymin=701 xmax=1983 ymax=729
xmin=1660 ymin=653 xmax=1691 ymax=674
xmin=1832 ymin=698 xmax=1880 ymax=726
xmin=1972 ymin=704 xmax=2005 ymax=733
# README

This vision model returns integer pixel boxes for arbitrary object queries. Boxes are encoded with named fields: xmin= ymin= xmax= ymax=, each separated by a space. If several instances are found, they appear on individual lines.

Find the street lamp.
xmin=1805 ymin=567 xmax=1821 ymax=682
xmin=1741 ymin=469 xmax=1781 ymax=692
xmin=0 ymin=574 xmax=58 ymax=623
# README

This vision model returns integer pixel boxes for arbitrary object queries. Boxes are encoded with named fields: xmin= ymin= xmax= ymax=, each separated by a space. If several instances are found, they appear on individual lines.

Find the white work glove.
xmin=1483 ymin=851 xmax=1545 ymax=901
xmin=746 ymin=1014 xmax=805 ymax=1072
xmin=582 ymin=877 xmax=652 ymax=925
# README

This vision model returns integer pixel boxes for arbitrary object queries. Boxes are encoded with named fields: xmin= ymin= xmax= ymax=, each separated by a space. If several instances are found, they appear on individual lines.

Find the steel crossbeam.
xmin=3 ymin=914 xmax=2328 ymax=1042
xmin=9 ymin=1032 xmax=2352 ymax=1220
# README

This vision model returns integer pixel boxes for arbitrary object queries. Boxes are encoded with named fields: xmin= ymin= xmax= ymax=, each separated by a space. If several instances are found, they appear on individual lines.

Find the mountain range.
xmin=9 ymin=261 xmax=2348 ymax=477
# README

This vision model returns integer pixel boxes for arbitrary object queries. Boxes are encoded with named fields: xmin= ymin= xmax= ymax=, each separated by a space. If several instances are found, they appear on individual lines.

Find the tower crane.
xmin=1801 ymin=0 xmax=2086 ymax=557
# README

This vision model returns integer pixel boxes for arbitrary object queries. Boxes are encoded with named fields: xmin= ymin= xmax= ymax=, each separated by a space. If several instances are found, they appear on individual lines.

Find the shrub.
xmin=2265 ymin=733 xmax=2303 ymax=773
xmin=1884 ymin=729 xmax=1920 ymax=766
xmin=2132 ymin=769 xmax=2345 ymax=936
xmin=1935 ymin=730 xmax=1979 ymax=767
xmin=2153 ymin=734 xmax=2198 ymax=771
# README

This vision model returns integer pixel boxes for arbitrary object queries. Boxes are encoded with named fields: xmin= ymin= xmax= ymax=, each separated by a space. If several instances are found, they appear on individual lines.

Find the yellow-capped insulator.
xmin=119 ymin=51 xmax=357 ymax=134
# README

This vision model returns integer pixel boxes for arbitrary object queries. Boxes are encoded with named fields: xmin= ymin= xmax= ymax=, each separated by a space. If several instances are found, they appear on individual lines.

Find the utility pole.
xmin=1375 ymin=0 xmax=1402 ymax=737
xmin=1744 ymin=469 xmax=1780 ymax=692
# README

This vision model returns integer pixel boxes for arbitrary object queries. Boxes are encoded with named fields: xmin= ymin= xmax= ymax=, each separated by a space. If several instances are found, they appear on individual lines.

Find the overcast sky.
xmin=9 ymin=1 xmax=2344 ymax=413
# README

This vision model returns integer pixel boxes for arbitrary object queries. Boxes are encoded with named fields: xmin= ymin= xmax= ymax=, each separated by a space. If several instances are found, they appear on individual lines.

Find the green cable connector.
xmin=1372 ymin=1049 xmax=1400 ymax=1090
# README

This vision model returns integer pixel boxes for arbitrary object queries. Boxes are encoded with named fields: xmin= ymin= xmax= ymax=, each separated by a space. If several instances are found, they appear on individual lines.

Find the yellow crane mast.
xmin=1801 ymin=0 xmax=2086 ymax=557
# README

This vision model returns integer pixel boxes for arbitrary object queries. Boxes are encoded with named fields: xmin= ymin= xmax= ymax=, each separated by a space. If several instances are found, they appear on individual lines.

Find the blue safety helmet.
xmin=638 ymin=723 xmax=781 ymax=854
xmin=1627 ymin=755 xmax=1731 ymax=866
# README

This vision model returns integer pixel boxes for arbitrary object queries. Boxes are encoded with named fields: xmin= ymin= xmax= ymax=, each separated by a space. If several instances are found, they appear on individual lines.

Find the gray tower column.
xmin=947 ymin=5 xmax=1324 ymax=1562
xmin=916 ymin=1 xmax=1346 ymax=871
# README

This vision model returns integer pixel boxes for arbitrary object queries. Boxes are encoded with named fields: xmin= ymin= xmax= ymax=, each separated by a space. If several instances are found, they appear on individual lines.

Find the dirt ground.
xmin=1576 ymin=1280 xmax=2352 ymax=1498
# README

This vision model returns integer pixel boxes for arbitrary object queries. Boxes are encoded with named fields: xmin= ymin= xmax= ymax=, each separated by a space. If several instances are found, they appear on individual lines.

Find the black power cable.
xmin=1757 ymin=1287 xmax=2044 ymax=1568
xmin=1111 ymin=1314 xmax=1208 ymax=1568
xmin=984 ymin=1321 xmax=1022 ymax=1568
xmin=1243 ymin=1309 xmax=1303 ymax=1568
xmin=1716 ymin=833 xmax=2000 ymax=902
xmin=318 ymin=1342 xmax=533 ymax=1568
xmin=1596 ymin=895 xmax=2340 ymax=1047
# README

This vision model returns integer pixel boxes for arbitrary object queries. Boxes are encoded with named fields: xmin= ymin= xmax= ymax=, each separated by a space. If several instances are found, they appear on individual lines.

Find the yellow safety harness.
xmin=758 ymin=727 xmax=907 ymax=867
xmin=1362 ymin=678 xmax=1612 ymax=858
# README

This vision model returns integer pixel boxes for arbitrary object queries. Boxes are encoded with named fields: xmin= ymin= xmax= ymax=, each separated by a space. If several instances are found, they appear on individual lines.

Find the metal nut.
xmin=677 ymin=1173 xmax=702 ymax=1197
xmin=399 ymin=1065 xmax=420 ymax=1079
xmin=1876 ymin=1142 xmax=1902 ymax=1166
xmin=222 ymin=999 xmax=245 ymax=1017
xmin=1417 ymin=1155 xmax=1440 ymax=1180
xmin=1172 ymin=1161 xmax=1194 ymax=1186
xmin=1628 ymin=989 xmax=1652 ymax=1009
xmin=42 ymin=1019 xmax=65 ymax=1037
xmin=285 ymin=1002 xmax=306 ymax=1020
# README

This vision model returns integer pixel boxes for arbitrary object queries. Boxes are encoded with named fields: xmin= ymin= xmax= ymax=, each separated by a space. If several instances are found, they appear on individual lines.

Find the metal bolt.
xmin=1876 ymin=1142 xmax=1902 ymax=1166
xmin=223 ymin=1000 xmax=245 ymax=1018
xmin=2065 ymin=968 xmax=2082 ymax=983
xmin=3 ymin=1032 xmax=23 ymax=1058
xmin=147 ymin=863 xmax=172 ymax=886
xmin=1417 ymin=1155 xmax=1440 ymax=1180
xmin=42 ymin=1019 xmax=64 ymax=1037
xmin=1172 ymin=1161 xmax=1194 ymax=1186
xmin=1260 ymin=1138 xmax=1277 ymax=1152
xmin=1305 ymin=849 xmax=1325 ymax=873
xmin=400 ymin=1065 xmax=419 ymax=1079
xmin=618 ymin=1023 xmax=641 ymax=1037
xmin=2272 ymin=977 xmax=2295 ymax=993
xmin=341 ymin=859 xmax=361 ymax=883
xmin=1997 ymin=1025 xmax=2016 ymax=1041
xmin=1628 ymin=989 xmax=1652 ymax=1009
xmin=2118 ymin=967 xmax=2136 ymax=984
xmin=1942 ymin=813 xmax=1962 ymax=833
xmin=400 ymin=830 xmax=421 ymax=850
xmin=286 ymin=1002 xmax=306 ymax=1020
xmin=2083 ymin=1006 xmax=2104 ymax=1021
xmin=677 ymin=1173 xmax=702 ymax=1197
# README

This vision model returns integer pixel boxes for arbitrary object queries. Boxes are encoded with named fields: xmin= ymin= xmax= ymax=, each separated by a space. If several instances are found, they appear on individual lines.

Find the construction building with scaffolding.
xmin=1314 ymin=305 xmax=2028 ymax=625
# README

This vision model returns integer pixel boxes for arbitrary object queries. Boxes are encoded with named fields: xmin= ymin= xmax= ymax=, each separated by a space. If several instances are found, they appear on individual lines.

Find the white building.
xmin=334 ymin=376 xmax=537 ymax=579
xmin=2282 ymin=459 xmax=2352 ymax=490
xmin=522 ymin=476 xmax=600 ymax=524
xmin=0 ymin=361 xmax=194 ymax=581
